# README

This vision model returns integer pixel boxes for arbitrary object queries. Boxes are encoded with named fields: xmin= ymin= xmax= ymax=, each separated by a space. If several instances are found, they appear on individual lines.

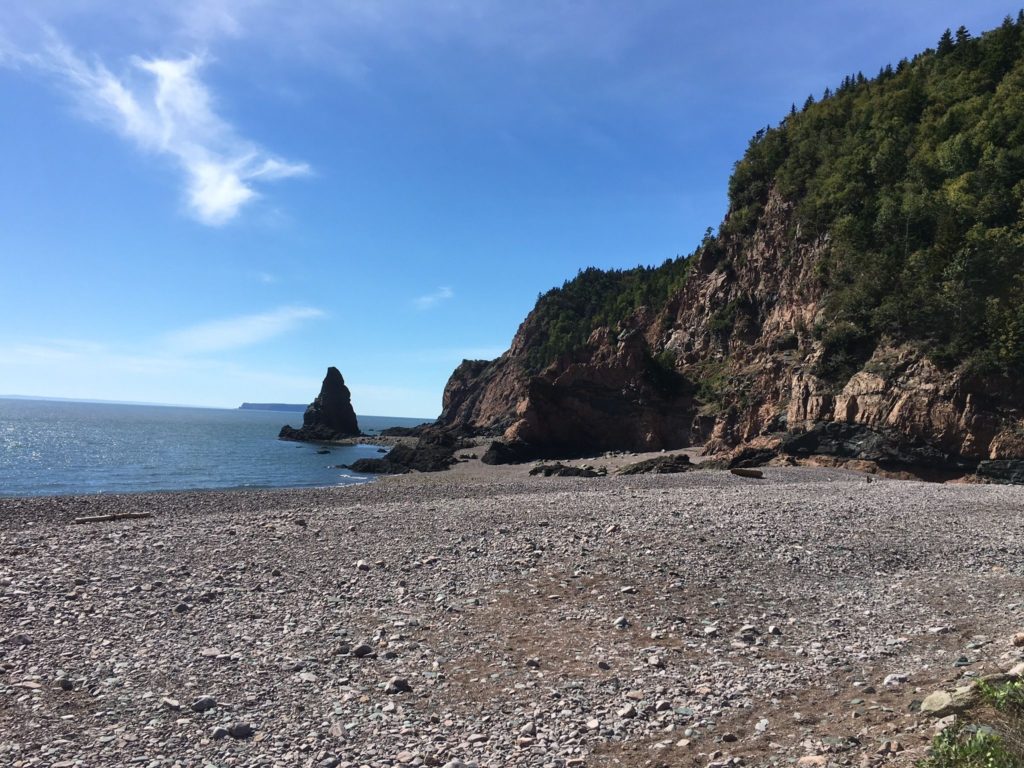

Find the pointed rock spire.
xmin=279 ymin=367 xmax=360 ymax=441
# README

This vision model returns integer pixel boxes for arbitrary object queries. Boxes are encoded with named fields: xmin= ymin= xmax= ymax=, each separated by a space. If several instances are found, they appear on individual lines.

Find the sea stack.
xmin=279 ymin=367 xmax=360 ymax=442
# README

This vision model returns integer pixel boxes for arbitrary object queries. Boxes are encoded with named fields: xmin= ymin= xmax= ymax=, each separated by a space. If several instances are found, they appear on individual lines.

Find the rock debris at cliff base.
xmin=1 ymin=468 xmax=1023 ymax=768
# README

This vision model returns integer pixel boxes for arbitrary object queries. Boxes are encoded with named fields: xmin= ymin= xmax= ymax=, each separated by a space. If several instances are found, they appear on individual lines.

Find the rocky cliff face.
xmin=437 ymin=191 xmax=1024 ymax=478
xmin=440 ymin=320 xmax=701 ymax=456
xmin=279 ymin=367 xmax=360 ymax=442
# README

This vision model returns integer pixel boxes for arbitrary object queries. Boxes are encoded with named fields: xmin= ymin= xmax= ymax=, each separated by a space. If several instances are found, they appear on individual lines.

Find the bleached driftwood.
xmin=73 ymin=512 xmax=153 ymax=524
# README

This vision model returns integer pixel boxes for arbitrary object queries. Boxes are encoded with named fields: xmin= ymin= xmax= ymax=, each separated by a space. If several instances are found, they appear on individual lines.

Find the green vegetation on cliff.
xmin=523 ymin=255 xmax=692 ymax=373
xmin=523 ymin=15 xmax=1024 ymax=380
xmin=727 ymin=14 xmax=1024 ymax=376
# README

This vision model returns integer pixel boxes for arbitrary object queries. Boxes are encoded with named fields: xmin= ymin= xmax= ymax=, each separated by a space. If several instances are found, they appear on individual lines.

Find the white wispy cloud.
xmin=176 ymin=0 xmax=247 ymax=43
xmin=15 ymin=36 xmax=309 ymax=225
xmin=0 ymin=1 xmax=657 ymax=225
xmin=163 ymin=306 xmax=325 ymax=353
xmin=413 ymin=286 xmax=454 ymax=311
xmin=4 ymin=1 xmax=652 ymax=84
xmin=192 ymin=1 xmax=646 ymax=67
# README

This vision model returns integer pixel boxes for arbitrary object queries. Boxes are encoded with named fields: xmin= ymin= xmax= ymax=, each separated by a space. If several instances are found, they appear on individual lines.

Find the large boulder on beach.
xmin=618 ymin=454 xmax=693 ymax=475
xmin=920 ymin=685 xmax=979 ymax=717
xmin=481 ymin=440 xmax=538 ymax=465
xmin=529 ymin=462 xmax=604 ymax=477
xmin=279 ymin=367 xmax=360 ymax=442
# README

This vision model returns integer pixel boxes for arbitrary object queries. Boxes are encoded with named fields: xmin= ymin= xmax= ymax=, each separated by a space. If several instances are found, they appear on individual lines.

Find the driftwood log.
xmin=73 ymin=512 xmax=153 ymax=524
xmin=729 ymin=468 xmax=764 ymax=479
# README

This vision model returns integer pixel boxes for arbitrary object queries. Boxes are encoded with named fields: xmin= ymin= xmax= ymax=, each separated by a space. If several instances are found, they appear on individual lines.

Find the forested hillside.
xmin=526 ymin=15 xmax=1024 ymax=379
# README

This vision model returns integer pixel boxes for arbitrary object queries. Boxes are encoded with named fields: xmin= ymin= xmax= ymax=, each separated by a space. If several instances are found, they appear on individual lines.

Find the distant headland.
xmin=239 ymin=403 xmax=307 ymax=412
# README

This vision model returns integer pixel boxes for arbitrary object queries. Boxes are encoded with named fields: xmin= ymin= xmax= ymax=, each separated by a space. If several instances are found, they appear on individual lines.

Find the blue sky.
xmin=0 ymin=1 xmax=1016 ymax=417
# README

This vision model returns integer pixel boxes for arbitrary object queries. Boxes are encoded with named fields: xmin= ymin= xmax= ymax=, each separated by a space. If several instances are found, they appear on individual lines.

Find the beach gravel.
xmin=1 ymin=463 xmax=1023 ymax=767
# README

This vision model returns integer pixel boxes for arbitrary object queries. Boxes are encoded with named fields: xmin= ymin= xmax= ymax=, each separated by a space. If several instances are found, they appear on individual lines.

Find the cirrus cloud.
xmin=413 ymin=286 xmax=454 ymax=310
xmin=10 ymin=35 xmax=310 ymax=225
xmin=163 ymin=306 xmax=326 ymax=353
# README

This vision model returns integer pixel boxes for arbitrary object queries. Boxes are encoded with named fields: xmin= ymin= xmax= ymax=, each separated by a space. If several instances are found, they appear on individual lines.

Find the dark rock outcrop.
xmin=377 ymin=424 xmax=431 ymax=437
xmin=977 ymin=460 xmax=1024 ymax=485
xmin=618 ymin=454 xmax=693 ymax=475
xmin=346 ymin=453 xmax=409 ymax=475
xmin=779 ymin=422 xmax=973 ymax=473
xmin=528 ymin=463 xmax=604 ymax=477
xmin=346 ymin=430 xmax=462 ymax=475
xmin=279 ymin=367 xmax=360 ymax=442
xmin=730 ymin=468 xmax=764 ymax=479
xmin=480 ymin=440 xmax=541 ymax=465
xmin=726 ymin=446 xmax=778 ymax=469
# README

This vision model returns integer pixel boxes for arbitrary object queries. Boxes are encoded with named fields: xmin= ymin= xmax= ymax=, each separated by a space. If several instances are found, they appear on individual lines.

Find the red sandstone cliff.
xmin=438 ymin=191 xmax=1024 ymax=480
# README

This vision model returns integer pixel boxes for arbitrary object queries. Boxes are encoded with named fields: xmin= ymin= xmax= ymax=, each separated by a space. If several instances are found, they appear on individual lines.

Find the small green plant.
xmin=693 ymin=359 xmax=730 ymax=410
xmin=978 ymin=679 xmax=1024 ymax=711
xmin=920 ymin=723 xmax=1017 ymax=768
xmin=707 ymin=297 xmax=758 ymax=346
xmin=919 ymin=679 xmax=1024 ymax=768
xmin=811 ymin=320 xmax=875 ymax=385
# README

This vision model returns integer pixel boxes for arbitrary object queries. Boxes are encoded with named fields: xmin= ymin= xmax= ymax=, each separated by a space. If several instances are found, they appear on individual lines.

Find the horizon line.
xmin=0 ymin=394 xmax=436 ymax=420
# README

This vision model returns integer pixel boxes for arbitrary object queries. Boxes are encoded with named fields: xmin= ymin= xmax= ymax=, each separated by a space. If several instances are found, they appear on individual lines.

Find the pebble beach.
xmin=2 ymin=459 xmax=1023 ymax=768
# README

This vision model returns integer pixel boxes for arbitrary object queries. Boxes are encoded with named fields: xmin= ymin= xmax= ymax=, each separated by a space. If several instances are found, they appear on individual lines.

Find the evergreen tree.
xmin=937 ymin=28 xmax=954 ymax=54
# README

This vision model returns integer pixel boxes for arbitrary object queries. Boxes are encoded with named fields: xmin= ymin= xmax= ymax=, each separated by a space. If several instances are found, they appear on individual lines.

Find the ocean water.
xmin=0 ymin=398 xmax=432 ymax=497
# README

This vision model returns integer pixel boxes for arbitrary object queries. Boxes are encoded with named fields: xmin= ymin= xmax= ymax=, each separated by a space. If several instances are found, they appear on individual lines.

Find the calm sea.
xmin=0 ymin=398 xmax=432 ymax=497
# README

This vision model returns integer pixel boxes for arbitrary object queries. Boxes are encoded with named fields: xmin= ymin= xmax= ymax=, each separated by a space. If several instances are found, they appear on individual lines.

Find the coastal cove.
xmin=5 ymin=5 xmax=1024 ymax=767
xmin=0 ymin=398 xmax=430 ymax=498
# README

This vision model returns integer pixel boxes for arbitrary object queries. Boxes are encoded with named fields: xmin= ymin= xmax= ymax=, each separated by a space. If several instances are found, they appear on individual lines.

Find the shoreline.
xmin=0 ymin=441 xmax=1000 ymax=503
